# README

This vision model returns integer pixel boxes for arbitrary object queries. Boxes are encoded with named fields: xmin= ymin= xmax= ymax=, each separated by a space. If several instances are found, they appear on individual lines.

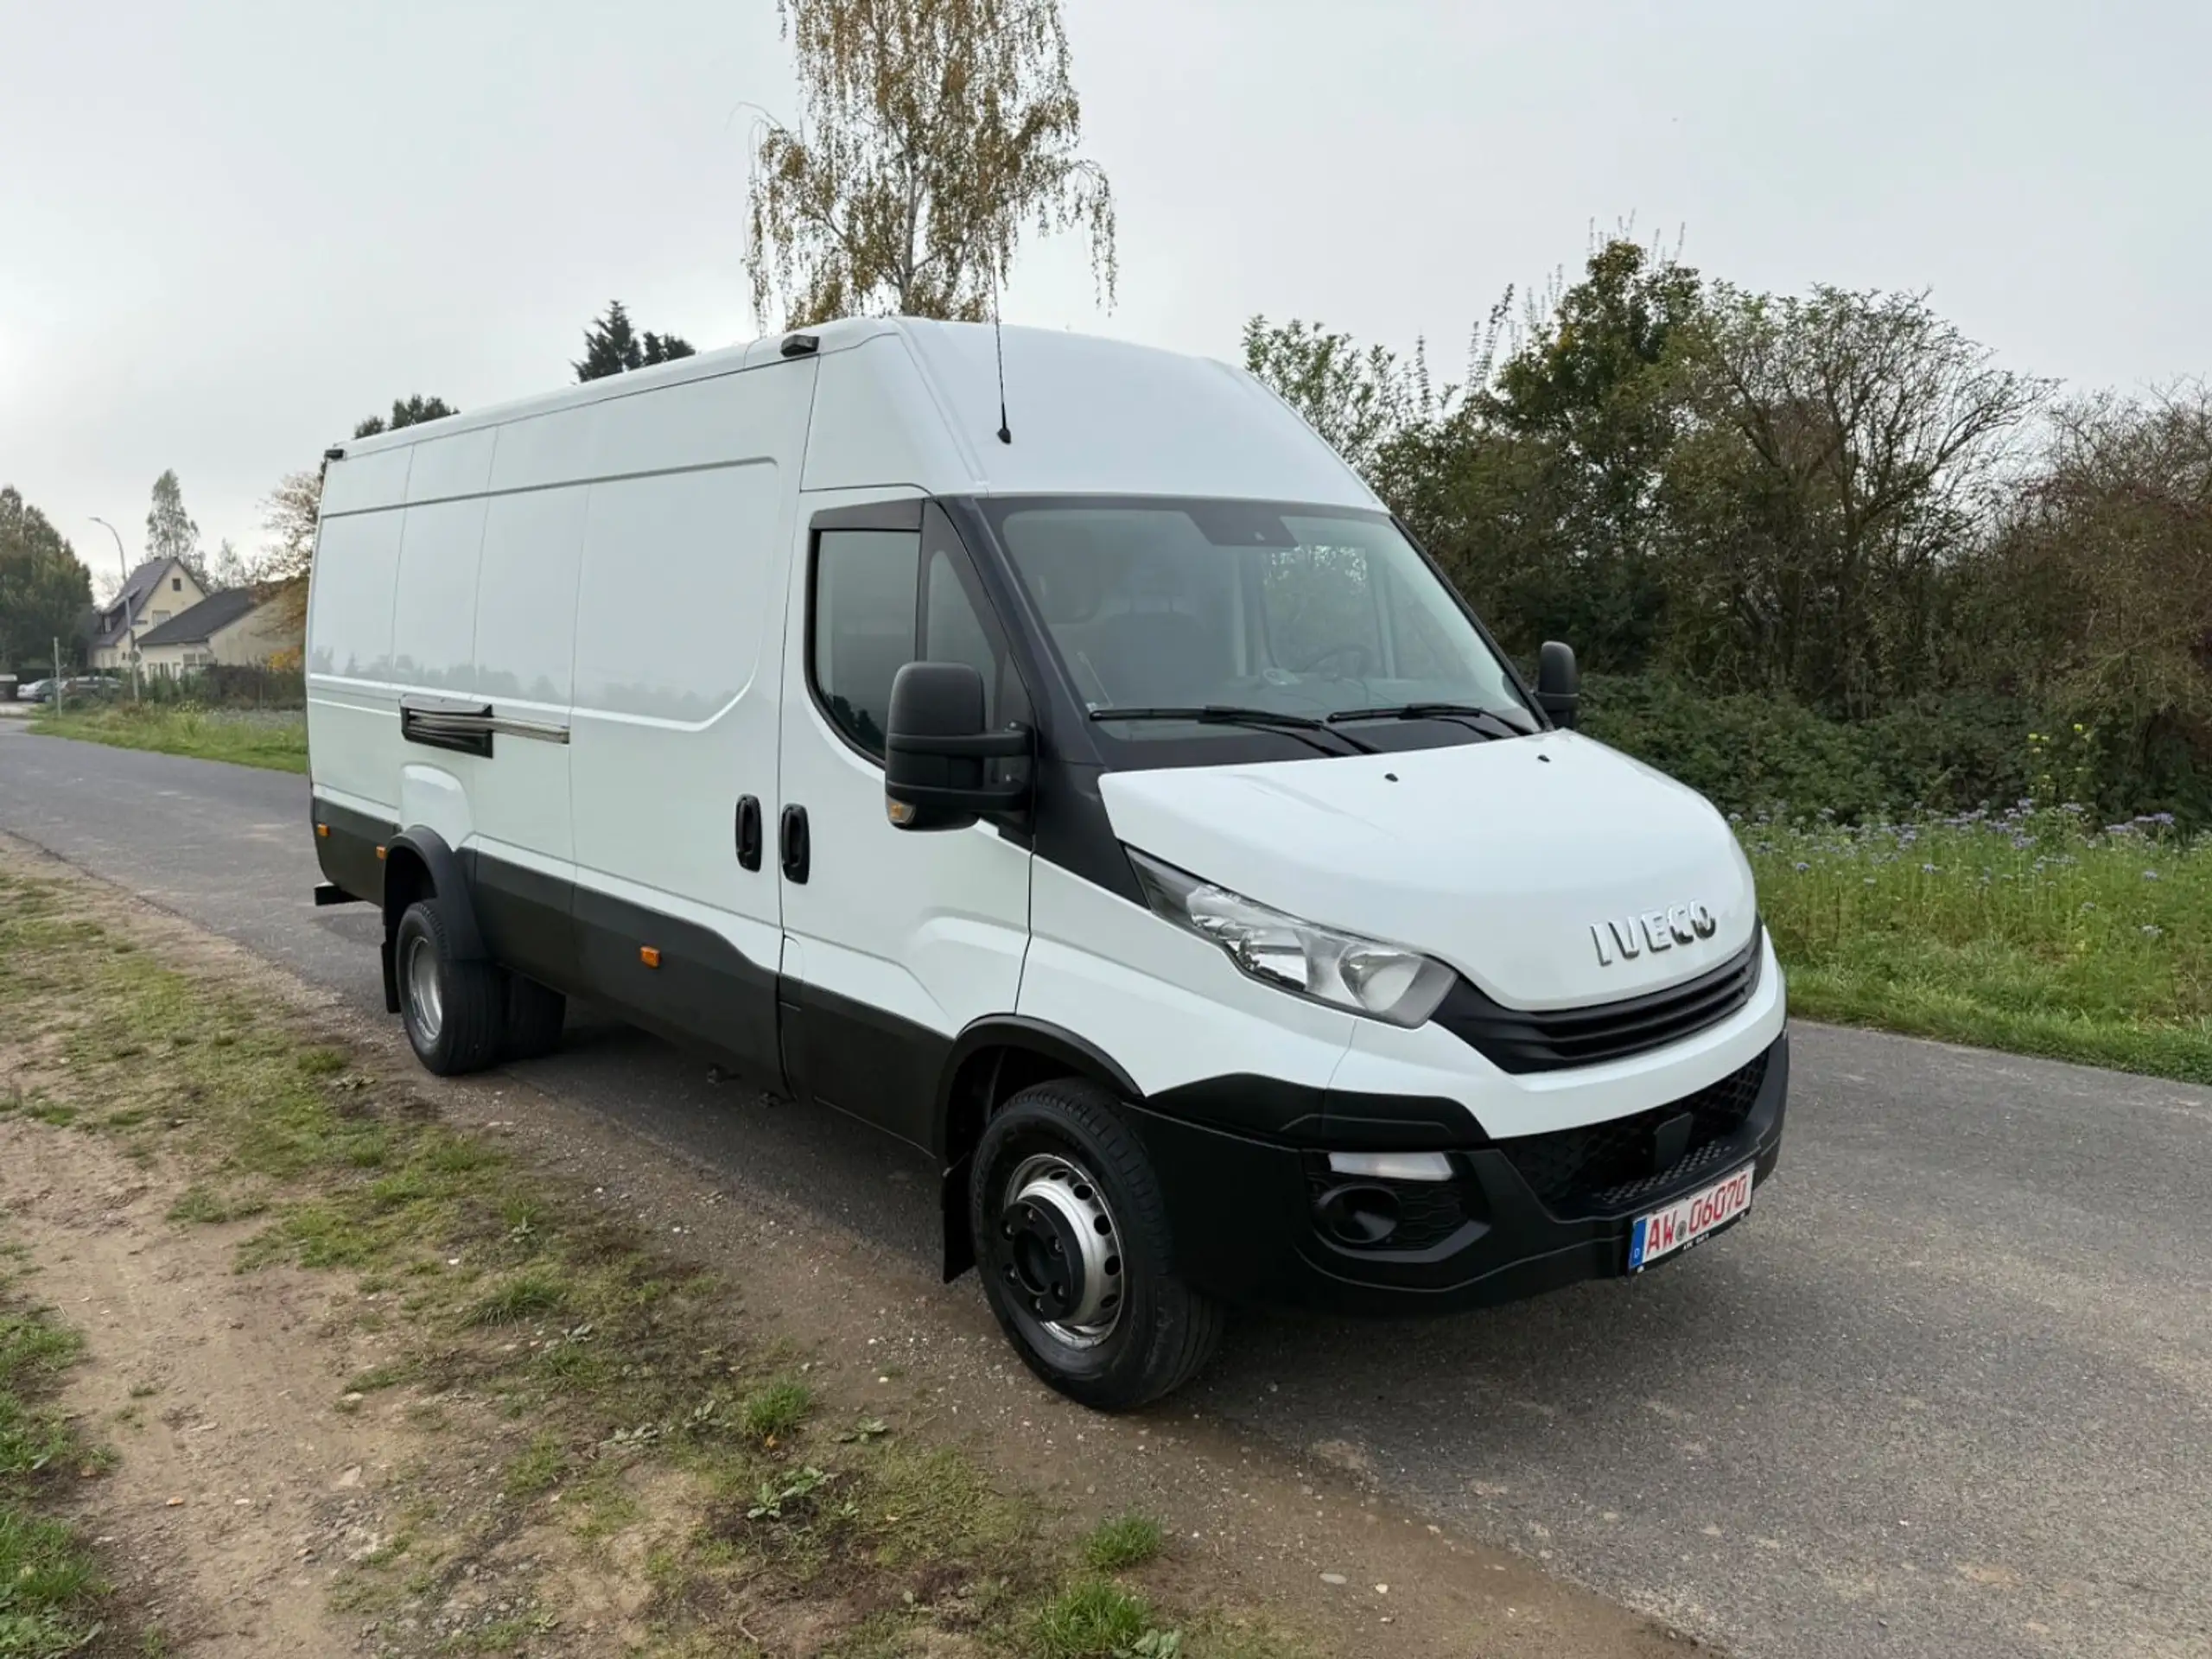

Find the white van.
xmin=305 ymin=318 xmax=1788 ymax=1408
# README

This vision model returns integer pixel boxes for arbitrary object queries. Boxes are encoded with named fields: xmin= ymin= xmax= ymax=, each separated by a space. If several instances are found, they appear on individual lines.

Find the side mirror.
xmin=1535 ymin=640 xmax=1580 ymax=728
xmin=884 ymin=661 xmax=1031 ymax=831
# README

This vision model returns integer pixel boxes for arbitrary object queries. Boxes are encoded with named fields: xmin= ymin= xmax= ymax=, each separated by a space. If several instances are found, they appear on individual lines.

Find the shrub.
xmin=1576 ymin=674 xmax=2212 ymax=828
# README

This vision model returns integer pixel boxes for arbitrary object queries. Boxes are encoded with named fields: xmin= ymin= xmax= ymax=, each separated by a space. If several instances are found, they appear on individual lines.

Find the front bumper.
xmin=1123 ymin=1030 xmax=1789 ymax=1316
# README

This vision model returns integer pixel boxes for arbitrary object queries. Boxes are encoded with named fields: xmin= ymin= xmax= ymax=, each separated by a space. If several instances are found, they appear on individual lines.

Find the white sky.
xmin=3 ymin=0 xmax=2204 ymax=592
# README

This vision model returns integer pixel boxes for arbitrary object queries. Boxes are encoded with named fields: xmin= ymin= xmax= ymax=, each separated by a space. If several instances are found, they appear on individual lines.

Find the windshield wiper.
xmin=1324 ymin=702 xmax=1530 ymax=739
xmin=1090 ymin=705 xmax=1378 ymax=756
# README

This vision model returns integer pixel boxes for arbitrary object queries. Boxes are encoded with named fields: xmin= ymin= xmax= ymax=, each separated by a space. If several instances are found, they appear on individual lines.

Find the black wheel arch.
xmin=378 ymin=829 xmax=489 ymax=1013
xmin=934 ymin=1015 xmax=1141 ymax=1283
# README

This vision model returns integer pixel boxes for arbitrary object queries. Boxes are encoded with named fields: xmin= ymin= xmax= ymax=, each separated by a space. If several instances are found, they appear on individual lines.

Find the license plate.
xmin=1628 ymin=1163 xmax=1754 ymax=1271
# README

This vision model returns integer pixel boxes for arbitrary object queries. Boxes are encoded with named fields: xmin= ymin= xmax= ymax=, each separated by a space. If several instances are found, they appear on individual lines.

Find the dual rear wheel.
xmin=394 ymin=897 xmax=565 ymax=1075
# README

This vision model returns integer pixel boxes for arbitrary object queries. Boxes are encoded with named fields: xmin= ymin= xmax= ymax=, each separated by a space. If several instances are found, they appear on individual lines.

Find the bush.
xmin=135 ymin=666 xmax=303 ymax=709
xmin=1576 ymin=674 xmax=2212 ymax=828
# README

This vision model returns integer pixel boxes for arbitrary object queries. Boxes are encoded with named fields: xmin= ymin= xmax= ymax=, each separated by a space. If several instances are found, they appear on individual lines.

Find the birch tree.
xmin=747 ymin=0 xmax=1116 ymax=330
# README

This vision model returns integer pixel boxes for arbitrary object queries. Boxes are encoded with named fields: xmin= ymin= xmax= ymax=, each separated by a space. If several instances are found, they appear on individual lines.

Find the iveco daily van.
xmin=305 ymin=319 xmax=1789 ymax=1408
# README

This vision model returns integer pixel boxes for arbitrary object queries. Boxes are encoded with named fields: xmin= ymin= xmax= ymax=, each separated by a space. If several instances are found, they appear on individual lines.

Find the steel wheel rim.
xmin=997 ymin=1151 xmax=1125 ymax=1349
xmin=404 ymin=934 xmax=443 ymax=1043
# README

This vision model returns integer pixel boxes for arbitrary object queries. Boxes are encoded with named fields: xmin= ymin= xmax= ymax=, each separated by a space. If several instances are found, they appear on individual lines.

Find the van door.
xmin=775 ymin=498 xmax=1033 ymax=1151
xmin=567 ymin=362 xmax=817 ymax=1090
xmin=464 ymin=474 xmax=589 ymax=988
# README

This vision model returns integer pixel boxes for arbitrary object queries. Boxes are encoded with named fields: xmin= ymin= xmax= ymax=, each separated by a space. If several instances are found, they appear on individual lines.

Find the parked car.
xmin=18 ymin=678 xmax=56 ymax=703
xmin=304 ymin=318 xmax=1789 ymax=1410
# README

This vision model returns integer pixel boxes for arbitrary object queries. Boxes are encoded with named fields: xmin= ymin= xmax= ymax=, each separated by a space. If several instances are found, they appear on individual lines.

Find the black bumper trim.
xmin=1124 ymin=1029 xmax=1789 ymax=1317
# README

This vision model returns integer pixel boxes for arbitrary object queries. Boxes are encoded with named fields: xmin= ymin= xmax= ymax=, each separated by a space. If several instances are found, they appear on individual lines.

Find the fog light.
xmin=1315 ymin=1183 xmax=1401 ymax=1247
xmin=1325 ymin=1150 xmax=1453 ymax=1182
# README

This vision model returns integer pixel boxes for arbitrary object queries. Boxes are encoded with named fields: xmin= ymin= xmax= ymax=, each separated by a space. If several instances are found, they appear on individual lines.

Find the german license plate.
xmin=1628 ymin=1163 xmax=1754 ymax=1271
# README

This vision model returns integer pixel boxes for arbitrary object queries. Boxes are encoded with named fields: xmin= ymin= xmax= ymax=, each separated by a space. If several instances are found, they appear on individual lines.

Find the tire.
xmin=969 ymin=1078 xmax=1224 ymax=1411
xmin=393 ymin=899 xmax=505 ymax=1076
xmin=502 ymin=975 xmax=567 ymax=1062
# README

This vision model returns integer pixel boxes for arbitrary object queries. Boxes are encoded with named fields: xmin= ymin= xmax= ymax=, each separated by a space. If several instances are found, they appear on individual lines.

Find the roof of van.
xmin=335 ymin=318 xmax=1376 ymax=510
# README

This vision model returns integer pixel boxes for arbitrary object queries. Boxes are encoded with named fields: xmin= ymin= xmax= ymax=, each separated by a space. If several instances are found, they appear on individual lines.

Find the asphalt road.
xmin=3 ymin=721 xmax=2207 ymax=1659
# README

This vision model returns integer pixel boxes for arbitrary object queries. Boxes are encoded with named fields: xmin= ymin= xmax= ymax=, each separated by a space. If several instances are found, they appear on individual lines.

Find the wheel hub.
xmin=404 ymin=934 xmax=443 ymax=1043
xmin=994 ymin=1154 xmax=1123 ymax=1347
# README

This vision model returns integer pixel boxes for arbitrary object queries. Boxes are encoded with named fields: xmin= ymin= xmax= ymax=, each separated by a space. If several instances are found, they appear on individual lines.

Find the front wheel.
xmin=969 ymin=1079 xmax=1223 ymax=1410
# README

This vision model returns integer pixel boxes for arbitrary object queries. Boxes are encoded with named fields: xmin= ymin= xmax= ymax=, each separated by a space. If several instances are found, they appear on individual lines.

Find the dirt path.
xmin=0 ymin=1122 xmax=391 ymax=1655
xmin=0 ymin=832 xmax=1700 ymax=1657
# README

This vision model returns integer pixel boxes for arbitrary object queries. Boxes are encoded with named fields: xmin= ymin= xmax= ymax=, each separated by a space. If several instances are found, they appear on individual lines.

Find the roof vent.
xmin=779 ymin=333 xmax=820 ymax=359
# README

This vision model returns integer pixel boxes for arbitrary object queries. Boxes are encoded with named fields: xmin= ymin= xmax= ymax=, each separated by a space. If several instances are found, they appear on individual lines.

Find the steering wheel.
xmin=1293 ymin=642 xmax=1371 ymax=678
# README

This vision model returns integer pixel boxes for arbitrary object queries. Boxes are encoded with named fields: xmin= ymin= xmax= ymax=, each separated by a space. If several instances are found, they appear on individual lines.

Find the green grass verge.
xmin=0 ymin=862 xmax=1300 ymax=1658
xmin=29 ymin=704 xmax=307 ymax=773
xmin=0 ymin=1274 xmax=107 ymax=1657
xmin=1747 ymin=806 xmax=2212 ymax=1083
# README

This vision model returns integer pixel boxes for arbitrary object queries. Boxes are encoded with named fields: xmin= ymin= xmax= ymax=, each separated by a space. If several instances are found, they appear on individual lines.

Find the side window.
xmin=811 ymin=528 xmax=919 ymax=760
xmin=923 ymin=543 xmax=1029 ymax=732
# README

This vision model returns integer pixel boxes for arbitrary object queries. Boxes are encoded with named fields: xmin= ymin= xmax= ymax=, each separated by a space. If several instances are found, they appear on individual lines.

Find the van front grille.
xmin=1433 ymin=931 xmax=1763 ymax=1074
xmin=1492 ymin=1053 xmax=1769 ymax=1218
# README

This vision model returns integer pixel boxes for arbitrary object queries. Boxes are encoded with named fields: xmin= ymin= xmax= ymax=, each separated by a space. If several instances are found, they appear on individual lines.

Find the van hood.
xmin=1096 ymin=732 xmax=1758 ymax=1011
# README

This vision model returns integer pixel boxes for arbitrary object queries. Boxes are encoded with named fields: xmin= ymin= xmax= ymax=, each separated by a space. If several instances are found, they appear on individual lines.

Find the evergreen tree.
xmin=640 ymin=329 xmax=696 ymax=367
xmin=575 ymin=302 xmax=696 ymax=381
xmin=0 ymin=486 xmax=94 ymax=671
xmin=353 ymin=395 xmax=458 ymax=439
xmin=144 ymin=469 xmax=207 ymax=588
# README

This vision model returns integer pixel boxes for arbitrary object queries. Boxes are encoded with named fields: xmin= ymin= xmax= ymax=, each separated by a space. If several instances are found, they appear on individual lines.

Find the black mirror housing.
xmin=1535 ymin=640 xmax=1580 ymax=728
xmin=884 ymin=661 xmax=1031 ymax=831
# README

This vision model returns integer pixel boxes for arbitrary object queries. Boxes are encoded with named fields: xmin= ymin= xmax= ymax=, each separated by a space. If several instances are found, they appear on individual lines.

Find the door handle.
xmin=779 ymin=804 xmax=810 ymax=884
xmin=735 ymin=795 xmax=762 ymax=871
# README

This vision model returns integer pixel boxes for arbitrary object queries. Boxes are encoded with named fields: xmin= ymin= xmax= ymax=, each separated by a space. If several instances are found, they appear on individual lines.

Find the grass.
xmin=0 ymin=859 xmax=1308 ymax=1659
xmin=738 ymin=1377 xmax=813 ymax=1445
xmin=166 ymin=1184 xmax=267 ymax=1225
xmin=0 ymin=1281 xmax=107 ymax=1656
xmin=502 ymin=1433 xmax=569 ymax=1498
xmin=1746 ymin=804 xmax=2212 ymax=1082
xmin=461 ymin=1271 xmax=570 ymax=1328
xmin=1083 ymin=1512 xmax=1166 ymax=1572
xmin=1031 ymin=1578 xmax=1160 ymax=1658
xmin=29 ymin=702 xmax=307 ymax=774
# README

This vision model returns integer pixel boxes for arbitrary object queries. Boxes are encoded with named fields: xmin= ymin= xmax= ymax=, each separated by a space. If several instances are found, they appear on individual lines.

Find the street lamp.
xmin=88 ymin=517 xmax=142 ymax=702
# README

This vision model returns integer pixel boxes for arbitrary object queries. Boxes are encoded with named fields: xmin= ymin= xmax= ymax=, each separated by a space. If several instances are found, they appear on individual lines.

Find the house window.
xmin=172 ymin=577 xmax=182 ymax=592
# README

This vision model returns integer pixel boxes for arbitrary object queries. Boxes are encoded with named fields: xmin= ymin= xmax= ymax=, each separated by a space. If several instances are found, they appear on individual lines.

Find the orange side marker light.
xmin=639 ymin=945 xmax=662 ymax=969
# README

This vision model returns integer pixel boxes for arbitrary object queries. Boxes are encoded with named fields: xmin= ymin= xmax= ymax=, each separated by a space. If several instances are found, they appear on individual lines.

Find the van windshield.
xmin=982 ymin=498 xmax=1533 ymax=750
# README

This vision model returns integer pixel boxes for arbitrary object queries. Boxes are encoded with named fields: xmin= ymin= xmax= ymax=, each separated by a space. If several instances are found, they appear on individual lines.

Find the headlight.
xmin=1127 ymin=849 xmax=1453 ymax=1027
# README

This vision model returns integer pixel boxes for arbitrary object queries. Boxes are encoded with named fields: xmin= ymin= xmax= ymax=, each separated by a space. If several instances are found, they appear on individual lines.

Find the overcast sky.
xmin=4 ymin=0 xmax=2204 ymax=593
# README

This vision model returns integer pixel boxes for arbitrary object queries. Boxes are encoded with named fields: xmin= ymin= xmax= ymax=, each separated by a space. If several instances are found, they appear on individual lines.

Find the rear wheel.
xmin=394 ymin=899 xmax=505 ymax=1076
xmin=502 ymin=975 xmax=567 ymax=1061
xmin=969 ymin=1078 xmax=1223 ymax=1410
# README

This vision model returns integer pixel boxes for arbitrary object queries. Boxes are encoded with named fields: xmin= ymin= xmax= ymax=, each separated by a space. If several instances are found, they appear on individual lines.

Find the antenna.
xmin=991 ymin=270 xmax=1013 ymax=445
